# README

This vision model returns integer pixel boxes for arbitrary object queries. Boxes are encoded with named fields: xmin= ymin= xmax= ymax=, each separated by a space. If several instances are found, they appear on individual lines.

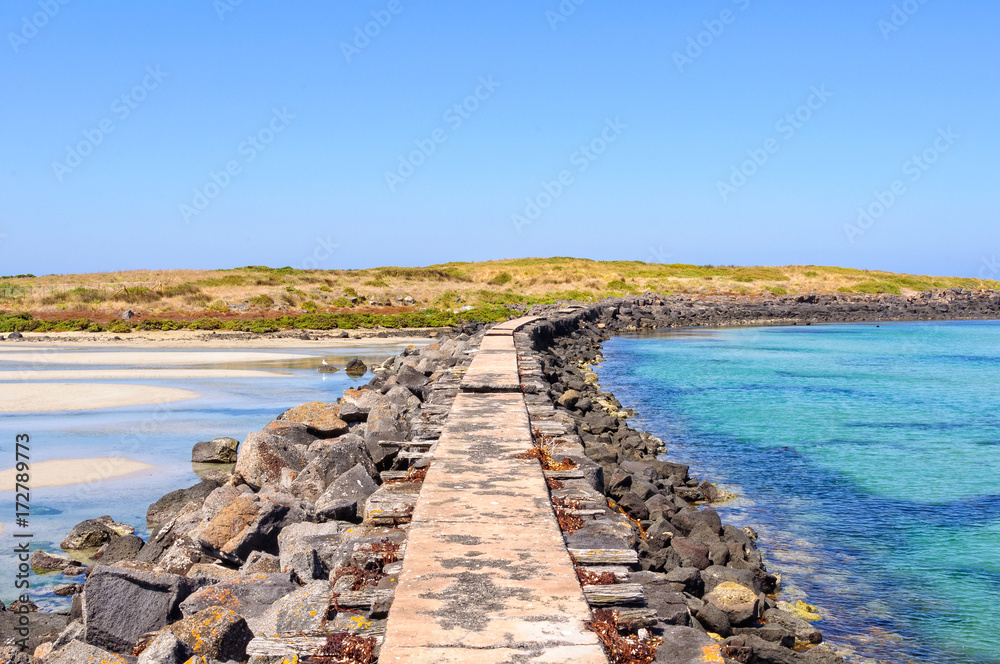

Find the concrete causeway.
xmin=379 ymin=316 xmax=609 ymax=664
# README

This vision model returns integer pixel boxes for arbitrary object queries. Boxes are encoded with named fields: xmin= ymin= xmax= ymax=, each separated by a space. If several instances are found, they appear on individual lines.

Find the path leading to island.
xmin=379 ymin=316 xmax=609 ymax=664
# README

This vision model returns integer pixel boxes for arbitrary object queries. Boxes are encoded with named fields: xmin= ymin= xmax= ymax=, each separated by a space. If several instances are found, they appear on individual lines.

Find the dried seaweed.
xmin=555 ymin=507 xmax=584 ymax=534
xmin=586 ymin=609 xmax=662 ymax=664
xmin=386 ymin=466 xmax=428 ymax=484
xmin=515 ymin=428 xmax=578 ymax=471
xmin=576 ymin=567 xmax=618 ymax=586
xmin=546 ymin=477 xmax=565 ymax=490
xmin=308 ymin=633 xmax=376 ymax=664
xmin=331 ymin=565 xmax=385 ymax=592
xmin=364 ymin=537 xmax=401 ymax=566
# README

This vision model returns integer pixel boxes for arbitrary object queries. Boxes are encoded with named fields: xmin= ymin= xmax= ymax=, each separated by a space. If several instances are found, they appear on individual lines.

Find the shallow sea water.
xmin=0 ymin=343 xmax=418 ymax=609
xmin=596 ymin=321 xmax=1000 ymax=664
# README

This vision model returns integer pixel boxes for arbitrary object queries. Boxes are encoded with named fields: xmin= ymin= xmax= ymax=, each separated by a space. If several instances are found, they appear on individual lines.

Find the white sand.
xmin=0 ymin=383 xmax=199 ymax=413
xmin=0 ymin=457 xmax=156 ymax=491
xmin=0 ymin=329 xmax=431 ymax=349
xmin=0 ymin=368 xmax=287 ymax=380
xmin=0 ymin=350 xmax=314 ymax=365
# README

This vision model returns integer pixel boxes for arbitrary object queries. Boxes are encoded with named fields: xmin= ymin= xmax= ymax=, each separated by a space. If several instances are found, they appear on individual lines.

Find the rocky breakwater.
xmin=515 ymin=305 xmax=848 ymax=664
xmin=576 ymin=288 xmax=1000 ymax=330
xmin=1 ymin=331 xmax=483 ymax=664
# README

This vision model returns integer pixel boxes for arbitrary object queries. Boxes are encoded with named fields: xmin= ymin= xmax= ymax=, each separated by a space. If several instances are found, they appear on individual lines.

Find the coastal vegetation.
xmin=0 ymin=258 xmax=996 ymax=333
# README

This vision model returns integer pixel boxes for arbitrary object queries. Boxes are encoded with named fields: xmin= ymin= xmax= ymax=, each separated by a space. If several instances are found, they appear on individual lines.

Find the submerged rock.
xmin=60 ymin=516 xmax=134 ymax=550
xmin=191 ymin=437 xmax=239 ymax=463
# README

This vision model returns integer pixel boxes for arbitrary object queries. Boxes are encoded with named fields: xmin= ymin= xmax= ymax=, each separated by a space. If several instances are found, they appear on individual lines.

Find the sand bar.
xmin=0 ymin=329 xmax=432 ymax=349
xmin=0 ymin=350 xmax=315 ymax=365
xmin=0 ymin=368 xmax=287 ymax=380
xmin=0 ymin=457 xmax=156 ymax=491
xmin=0 ymin=383 xmax=199 ymax=413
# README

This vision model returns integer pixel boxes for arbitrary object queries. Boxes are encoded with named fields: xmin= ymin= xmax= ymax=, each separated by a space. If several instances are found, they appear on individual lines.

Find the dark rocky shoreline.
xmin=3 ymin=289 xmax=997 ymax=664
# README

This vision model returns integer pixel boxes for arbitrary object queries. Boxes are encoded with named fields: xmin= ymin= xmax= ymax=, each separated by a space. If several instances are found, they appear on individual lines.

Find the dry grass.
xmin=2 ymin=259 xmax=997 ymax=318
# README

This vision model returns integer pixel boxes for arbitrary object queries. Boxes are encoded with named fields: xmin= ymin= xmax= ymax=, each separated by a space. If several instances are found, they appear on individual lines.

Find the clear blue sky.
xmin=1 ymin=1 xmax=997 ymax=278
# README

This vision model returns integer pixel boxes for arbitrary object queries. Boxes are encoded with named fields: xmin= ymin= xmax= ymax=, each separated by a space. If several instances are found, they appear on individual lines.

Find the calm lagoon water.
xmin=597 ymin=321 xmax=1000 ymax=664
xmin=0 ymin=343 xmax=419 ymax=609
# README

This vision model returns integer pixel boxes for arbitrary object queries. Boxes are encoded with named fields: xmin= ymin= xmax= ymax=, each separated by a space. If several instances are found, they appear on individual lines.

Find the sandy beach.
xmin=0 ymin=457 xmax=157 ymax=491
xmin=0 ymin=383 xmax=199 ymax=413
xmin=0 ymin=329 xmax=432 ymax=349
xmin=0 ymin=350 xmax=317 ymax=365
xmin=0 ymin=369 xmax=289 ymax=380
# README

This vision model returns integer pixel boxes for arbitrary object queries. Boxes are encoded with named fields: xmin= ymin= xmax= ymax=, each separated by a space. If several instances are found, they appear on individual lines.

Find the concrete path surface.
xmin=379 ymin=318 xmax=608 ymax=664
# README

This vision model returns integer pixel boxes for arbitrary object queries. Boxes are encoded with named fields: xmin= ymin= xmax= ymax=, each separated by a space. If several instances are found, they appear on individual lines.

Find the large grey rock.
xmin=345 ymin=357 xmax=368 ymax=377
xmin=61 ymin=516 xmax=133 ymax=550
xmin=146 ymin=480 xmax=219 ymax=527
xmin=362 ymin=404 xmax=408 ymax=450
xmin=703 ymin=582 xmax=760 ymax=626
xmin=260 ymin=420 xmax=318 ymax=447
xmin=191 ymin=437 xmax=239 ymax=463
xmin=315 ymin=464 xmax=378 ymax=521
xmin=287 ymin=457 xmax=329 ymax=503
xmin=240 ymin=551 xmax=281 ymax=575
xmin=763 ymin=608 xmax=823 ymax=644
xmin=279 ymin=402 xmax=350 ymax=437
xmin=383 ymin=385 xmax=421 ymax=411
xmin=248 ymin=581 xmax=330 ymax=637
xmin=137 ymin=500 xmax=205 ymax=565
xmin=136 ymin=630 xmax=194 ymax=664
xmin=0 ymin=612 xmax=68 ymax=655
xmin=308 ymin=436 xmax=378 ymax=483
xmin=233 ymin=431 xmax=307 ymax=490
xmin=83 ymin=562 xmax=210 ymax=654
xmin=192 ymin=494 xmax=289 ymax=563
xmin=695 ymin=600 xmax=733 ymax=637
xmin=46 ymin=640 xmax=136 ymax=664
xmin=95 ymin=535 xmax=144 ymax=566
xmin=167 ymin=607 xmax=253 ymax=662
xmin=632 ymin=571 xmax=690 ymax=625
xmin=277 ymin=522 xmax=343 ymax=575
xmin=652 ymin=625 xmax=719 ymax=664
xmin=30 ymin=548 xmax=73 ymax=571
xmin=179 ymin=572 xmax=299 ymax=618
xmin=700 ymin=565 xmax=766 ymax=595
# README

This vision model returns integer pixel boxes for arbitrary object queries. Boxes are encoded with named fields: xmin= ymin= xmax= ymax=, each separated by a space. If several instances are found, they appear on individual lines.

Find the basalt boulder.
xmin=191 ymin=437 xmax=239 ymax=464
xmin=146 ymin=479 xmax=221 ymax=527
xmin=233 ymin=431 xmax=307 ymax=491
xmin=83 ymin=562 xmax=211 ymax=654
xmin=279 ymin=402 xmax=350 ymax=437
xmin=61 ymin=516 xmax=134 ymax=551
xmin=193 ymin=494 xmax=289 ymax=563
xmin=167 ymin=607 xmax=254 ymax=662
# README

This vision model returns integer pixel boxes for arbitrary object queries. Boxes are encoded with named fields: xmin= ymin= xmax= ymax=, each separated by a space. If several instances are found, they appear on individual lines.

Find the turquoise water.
xmin=0 ymin=344 xmax=418 ymax=610
xmin=597 ymin=321 xmax=1000 ymax=664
